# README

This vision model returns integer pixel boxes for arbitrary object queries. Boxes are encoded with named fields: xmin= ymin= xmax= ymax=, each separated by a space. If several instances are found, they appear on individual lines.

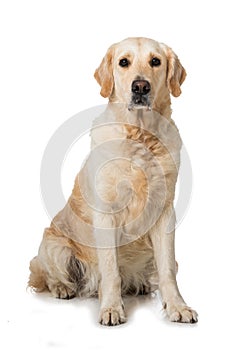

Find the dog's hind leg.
xmin=28 ymin=227 xmax=85 ymax=299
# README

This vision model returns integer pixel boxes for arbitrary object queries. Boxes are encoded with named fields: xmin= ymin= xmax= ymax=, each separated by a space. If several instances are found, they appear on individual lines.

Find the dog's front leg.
xmin=94 ymin=214 xmax=126 ymax=326
xmin=97 ymin=247 xmax=126 ymax=326
xmin=150 ymin=205 xmax=198 ymax=323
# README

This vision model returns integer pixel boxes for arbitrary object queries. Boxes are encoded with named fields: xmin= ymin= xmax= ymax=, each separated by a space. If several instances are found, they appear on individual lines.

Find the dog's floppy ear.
xmin=164 ymin=46 xmax=186 ymax=97
xmin=94 ymin=45 xmax=115 ymax=98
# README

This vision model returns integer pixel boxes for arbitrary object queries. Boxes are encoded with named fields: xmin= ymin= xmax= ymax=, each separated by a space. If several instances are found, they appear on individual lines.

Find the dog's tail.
xmin=28 ymin=256 xmax=47 ymax=292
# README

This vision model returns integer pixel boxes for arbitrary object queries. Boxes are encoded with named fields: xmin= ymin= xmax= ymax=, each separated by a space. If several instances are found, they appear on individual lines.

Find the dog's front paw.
xmin=164 ymin=302 xmax=198 ymax=323
xmin=99 ymin=305 xmax=126 ymax=326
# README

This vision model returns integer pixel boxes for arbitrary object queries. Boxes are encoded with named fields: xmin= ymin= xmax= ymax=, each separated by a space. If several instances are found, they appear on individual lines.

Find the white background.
xmin=1 ymin=0 xmax=234 ymax=349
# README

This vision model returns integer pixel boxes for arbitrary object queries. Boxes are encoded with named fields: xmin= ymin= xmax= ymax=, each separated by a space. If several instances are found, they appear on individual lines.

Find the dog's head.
xmin=94 ymin=37 xmax=186 ymax=112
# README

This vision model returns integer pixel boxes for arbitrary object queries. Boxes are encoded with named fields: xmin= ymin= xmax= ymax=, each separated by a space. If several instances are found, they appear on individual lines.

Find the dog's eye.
xmin=151 ymin=57 xmax=161 ymax=67
xmin=119 ymin=58 xmax=129 ymax=68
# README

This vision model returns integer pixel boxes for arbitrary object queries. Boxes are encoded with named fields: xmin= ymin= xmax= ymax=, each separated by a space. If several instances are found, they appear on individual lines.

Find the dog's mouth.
xmin=128 ymin=94 xmax=151 ymax=110
xmin=128 ymin=79 xmax=151 ymax=111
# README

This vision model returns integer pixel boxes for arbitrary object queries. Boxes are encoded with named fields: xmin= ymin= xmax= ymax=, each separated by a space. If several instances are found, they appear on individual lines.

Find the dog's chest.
xmin=83 ymin=109 xmax=182 ymax=238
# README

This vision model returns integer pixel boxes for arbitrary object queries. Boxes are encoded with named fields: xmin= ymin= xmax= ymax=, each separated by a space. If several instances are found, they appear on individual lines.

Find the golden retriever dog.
xmin=29 ymin=37 xmax=198 ymax=325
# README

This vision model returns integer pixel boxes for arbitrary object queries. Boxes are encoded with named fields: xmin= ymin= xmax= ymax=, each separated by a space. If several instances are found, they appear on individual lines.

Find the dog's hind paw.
xmin=49 ymin=282 xmax=76 ymax=300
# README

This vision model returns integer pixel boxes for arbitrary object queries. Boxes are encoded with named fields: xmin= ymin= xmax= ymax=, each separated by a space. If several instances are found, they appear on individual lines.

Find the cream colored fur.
xmin=29 ymin=37 xmax=197 ymax=325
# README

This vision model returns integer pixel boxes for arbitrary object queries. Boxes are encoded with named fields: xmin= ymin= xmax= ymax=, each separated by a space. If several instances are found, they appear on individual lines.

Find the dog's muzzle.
xmin=129 ymin=80 xmax=151 ymax=110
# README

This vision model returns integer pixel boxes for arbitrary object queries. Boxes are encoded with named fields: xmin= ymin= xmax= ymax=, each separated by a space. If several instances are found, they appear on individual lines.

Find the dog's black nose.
xmin=132 ymin=80 xmax=151 ymax=95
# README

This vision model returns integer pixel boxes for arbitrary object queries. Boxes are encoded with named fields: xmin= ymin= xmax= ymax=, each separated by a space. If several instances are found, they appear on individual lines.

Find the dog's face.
xmin=95 ymin=37 xmax=186 ymax=111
